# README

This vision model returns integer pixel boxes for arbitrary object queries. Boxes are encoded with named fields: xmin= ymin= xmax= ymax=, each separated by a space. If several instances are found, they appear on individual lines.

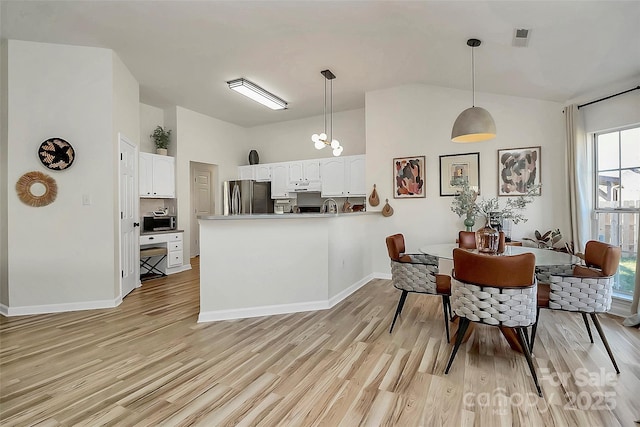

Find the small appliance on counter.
xmin=143 ymin=215 xmax=177 ymax=232
xmin=274 ymin=199 xmax=294 ymax=214
xmin=223 ymin=180 xmax=274 ymax=215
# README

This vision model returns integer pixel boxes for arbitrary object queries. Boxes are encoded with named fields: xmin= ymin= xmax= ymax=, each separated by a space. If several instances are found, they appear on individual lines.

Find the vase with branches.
xmin=450 ymin=178 xmax=478 ymax=231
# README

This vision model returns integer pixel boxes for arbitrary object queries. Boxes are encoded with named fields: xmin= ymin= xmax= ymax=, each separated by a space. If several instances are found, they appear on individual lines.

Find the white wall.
xmin=365 ymin=84 xmax=568 ymax=273
xmin=174 ymin=106 xmax=248 ymax=263
xmin=245 ymin=108 xmax=365 ymax=164
xmin=140 ymin=103 xmax=165 ymax=154
xmin=112 ymin=52 xmax=140 ymax=297
xmin=0 ymin=40 xmax=8 ymax=306
xmin=6 ymin=40 xmax=117 ymax=308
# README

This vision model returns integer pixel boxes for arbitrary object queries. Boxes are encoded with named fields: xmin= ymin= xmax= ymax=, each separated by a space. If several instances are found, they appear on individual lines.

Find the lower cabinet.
xmin=140 ymin=231 xmax=184 ymax=275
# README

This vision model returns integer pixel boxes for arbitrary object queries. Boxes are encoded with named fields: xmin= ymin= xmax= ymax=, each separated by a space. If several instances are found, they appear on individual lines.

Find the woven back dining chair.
xmin=446 ymin=248 xmax=542 ymax=396
xmin=531 ymin=240 xmax=621 ymax=373
xmin=386 ymin=234 xmax=452 ymax=341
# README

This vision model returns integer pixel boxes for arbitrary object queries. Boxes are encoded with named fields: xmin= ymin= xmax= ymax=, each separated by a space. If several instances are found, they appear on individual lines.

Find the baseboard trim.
xmin=198 ymin=274 xmax=382 ymax=323
xmin=198 ymin=300 xmax=329 ymax=323
xmin=1 ymin=298 xmax=121 ymax=317
xmin=609 ymin=296 xmax=632 ymax=318
xmin=167 ymin=263 xmax=192 ymax=275
xmin=372 ymin=272 xmax=392 ymax=280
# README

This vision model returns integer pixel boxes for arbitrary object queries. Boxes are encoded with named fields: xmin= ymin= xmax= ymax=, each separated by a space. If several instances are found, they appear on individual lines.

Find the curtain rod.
xmin=577 ymin=85 xmax=640 ymax=109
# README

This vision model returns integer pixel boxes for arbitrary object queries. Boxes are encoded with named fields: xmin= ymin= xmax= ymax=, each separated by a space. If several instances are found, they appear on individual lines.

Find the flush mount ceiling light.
xmin=312 ymin=69 xmax=343 ymax=156
xmin=227 ymin=78 xmax=288 ymax=110
xmin=451 ymin=39 xmax=497 ymax=143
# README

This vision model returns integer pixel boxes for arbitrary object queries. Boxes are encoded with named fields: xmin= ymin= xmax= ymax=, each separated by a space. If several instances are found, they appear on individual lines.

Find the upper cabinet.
xmin=320 ymin=155 xmax=365 ymax=197
xmin=270 ymin=163 xmax=291 ymax=199
xmin=238 ymin=165 xmax=255 ymax=180
xmin=320 ymin=158 xmax=346 ymax=197
xmin=140 ymin=152 xmax=175 ymax=198
xmin=288 ymin=159 xmax=321 ymax=182
xmin=255 ymin=165 xmax=271 ymax=181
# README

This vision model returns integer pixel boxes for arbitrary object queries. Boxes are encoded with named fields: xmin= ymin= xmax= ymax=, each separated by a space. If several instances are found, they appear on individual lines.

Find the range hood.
xmin=289 ymin=180 xmax=322 ymax=192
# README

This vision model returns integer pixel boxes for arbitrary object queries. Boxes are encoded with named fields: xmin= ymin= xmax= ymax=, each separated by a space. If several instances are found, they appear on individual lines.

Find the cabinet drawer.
xmin=168 ymin=241 xmax=183 ymax=251
xmin=169 ymin=233 xmax=183 ymax=242
xmin=168 ymin=250 xmax=183 ymax=267
xmin=140 ymin=234 xmax=168 ymax=245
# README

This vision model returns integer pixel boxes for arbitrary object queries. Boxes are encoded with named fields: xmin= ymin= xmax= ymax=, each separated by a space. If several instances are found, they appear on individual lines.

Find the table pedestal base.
xmin=450 ymin=317 xmax=525 ymax=353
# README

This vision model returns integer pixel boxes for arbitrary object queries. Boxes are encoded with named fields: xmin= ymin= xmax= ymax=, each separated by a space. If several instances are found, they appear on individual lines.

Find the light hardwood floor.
xmin=1 ymin=257 xmax=639 ymax=426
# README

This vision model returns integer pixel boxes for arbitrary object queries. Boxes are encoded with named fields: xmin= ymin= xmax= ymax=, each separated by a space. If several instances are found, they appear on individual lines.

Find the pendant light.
xmin=312 ymin=69 xmax=343 ymax=156
xmin=451 ymin=39 xmax=496 ymax=143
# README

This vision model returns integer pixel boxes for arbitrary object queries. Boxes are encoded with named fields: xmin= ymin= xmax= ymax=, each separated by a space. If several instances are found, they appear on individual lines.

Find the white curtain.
xmin=623 ymin=222 xmax=640 ymax=327
xmin=565 ymin=104 xmax=591 ymax=254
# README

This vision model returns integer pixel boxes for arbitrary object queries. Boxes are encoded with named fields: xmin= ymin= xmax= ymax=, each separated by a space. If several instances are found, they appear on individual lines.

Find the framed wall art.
xmin=393 ymin=156 xmax=426 ymax=198
xmin=497 ymin=146 xmax=541 ymax=196
xmin=439 ymin=152 xmax=480 ymax=196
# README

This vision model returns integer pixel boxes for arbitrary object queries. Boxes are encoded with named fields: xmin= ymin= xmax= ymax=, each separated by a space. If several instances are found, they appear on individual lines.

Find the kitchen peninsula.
xmin=197 ymin=212 xmax=378 ymax=322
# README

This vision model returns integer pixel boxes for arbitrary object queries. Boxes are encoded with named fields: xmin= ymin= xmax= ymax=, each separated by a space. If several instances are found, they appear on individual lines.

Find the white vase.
xmin=156 ymin=148 xmax=167 ymax=156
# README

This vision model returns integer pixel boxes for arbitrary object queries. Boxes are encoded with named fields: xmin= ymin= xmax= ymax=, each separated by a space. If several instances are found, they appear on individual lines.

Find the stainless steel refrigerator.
xmin=223 ymin=180 xmax=273 ymax=215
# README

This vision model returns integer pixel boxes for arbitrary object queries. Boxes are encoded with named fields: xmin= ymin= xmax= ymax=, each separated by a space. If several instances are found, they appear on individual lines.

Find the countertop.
xmin=140 ymin=229 xmax=184 ymax=235
xmin=198 ymin=212 xmax=378 ymax=220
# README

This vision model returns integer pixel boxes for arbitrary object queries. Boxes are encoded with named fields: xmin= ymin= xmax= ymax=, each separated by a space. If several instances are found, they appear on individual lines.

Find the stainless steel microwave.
xmin=143 ymin=216 xmax=176 ymax=232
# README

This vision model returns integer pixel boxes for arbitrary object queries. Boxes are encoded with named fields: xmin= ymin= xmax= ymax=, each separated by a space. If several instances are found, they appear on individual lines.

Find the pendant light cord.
xmin=471 ymin=45 xmax=475 ymax=107
xmin=330 ymin=78 xmax=333 ymax=141
xmin=323 ymin=78 xmax=327 ymax=136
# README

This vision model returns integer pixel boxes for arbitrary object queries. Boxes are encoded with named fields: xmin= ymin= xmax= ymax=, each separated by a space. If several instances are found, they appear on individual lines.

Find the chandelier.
xmin=312 ymin=69 xmax=343 ymax=156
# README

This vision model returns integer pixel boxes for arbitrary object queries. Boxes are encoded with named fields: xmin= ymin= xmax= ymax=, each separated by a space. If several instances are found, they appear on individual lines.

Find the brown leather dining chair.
xmin=446 ymin=248 xmax=542 ymax=396
xmin=386 ymin=234 xmax=452 ymax=341
xmin=458 ymin=230 xmax=506 ymax=253
xmin=531 ymin=240 xmax=622 ymax=373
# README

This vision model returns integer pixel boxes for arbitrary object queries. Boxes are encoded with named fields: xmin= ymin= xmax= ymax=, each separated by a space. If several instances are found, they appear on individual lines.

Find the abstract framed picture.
xmin=393 ymin=156 xmax=426 ymax=198
xmin=439 ymin=152 xmax=480 ymax=196
xmin=497 ymin=146 xmax=541 ymax=196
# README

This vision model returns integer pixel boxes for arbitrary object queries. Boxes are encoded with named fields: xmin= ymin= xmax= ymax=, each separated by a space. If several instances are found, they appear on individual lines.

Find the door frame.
xmin=119 ymin=133 xmax=140 ymax=299
xmin=190 ymin=161 xmax=217 ymax=257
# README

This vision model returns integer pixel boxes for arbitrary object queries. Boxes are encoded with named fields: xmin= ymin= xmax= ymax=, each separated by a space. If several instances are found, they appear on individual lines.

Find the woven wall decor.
xmin=38 ymin=138 xmax=75 ymax=170
xmin=16 ymin=171 xmax=58 ymax=207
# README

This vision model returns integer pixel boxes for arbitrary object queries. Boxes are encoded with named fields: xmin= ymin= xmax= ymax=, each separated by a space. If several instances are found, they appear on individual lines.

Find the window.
xmin=594 ymin=126 xmax=639 ymax=298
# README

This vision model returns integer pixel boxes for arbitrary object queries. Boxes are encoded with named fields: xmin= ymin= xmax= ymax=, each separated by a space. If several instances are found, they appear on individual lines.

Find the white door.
xmin=191 ymin=162 xmax=214 ymax=256
xmin=119 ymin=134 xmax=138 ymax=298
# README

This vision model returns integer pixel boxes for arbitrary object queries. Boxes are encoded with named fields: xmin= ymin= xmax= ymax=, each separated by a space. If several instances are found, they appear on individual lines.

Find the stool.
xmin=140 ymin=246 xmax=167 ymax=281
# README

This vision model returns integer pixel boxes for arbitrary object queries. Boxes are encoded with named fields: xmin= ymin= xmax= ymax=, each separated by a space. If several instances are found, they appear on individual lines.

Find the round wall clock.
xmin=38 ymin=138 xmax=75 ymax=170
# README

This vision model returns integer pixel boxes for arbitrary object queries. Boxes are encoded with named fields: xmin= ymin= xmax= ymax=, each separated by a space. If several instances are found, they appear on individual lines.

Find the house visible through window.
xmin=594 ymin=126 xmax=639 ymax=299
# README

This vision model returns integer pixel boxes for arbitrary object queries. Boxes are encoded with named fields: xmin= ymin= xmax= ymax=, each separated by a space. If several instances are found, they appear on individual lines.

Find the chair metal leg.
xmin=589 ymin=313 xmax=620 ymax=374
xmin=582 ymin=312 xmax=594 ymax=343
xmin=389 ymin=290 xmax=409 ymax=333
xmin=441 ymin=295 xmax=450 ymax=343
xmin=516 ymin=327 xmax=543 ymax=397
xmin=530 ymin=307 xmax=541 ymax=351
xmin=445 ymin=318 xmax=471 ymax=374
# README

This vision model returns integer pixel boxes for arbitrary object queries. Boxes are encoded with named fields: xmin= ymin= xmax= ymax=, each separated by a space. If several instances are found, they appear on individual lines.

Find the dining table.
xmin=419 ymin=243 xmax=582 ymax=353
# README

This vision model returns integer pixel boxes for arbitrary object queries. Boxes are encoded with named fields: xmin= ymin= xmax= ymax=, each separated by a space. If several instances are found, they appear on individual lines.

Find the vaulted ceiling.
xmin=2 ymin=1 xmax=639 ymax=127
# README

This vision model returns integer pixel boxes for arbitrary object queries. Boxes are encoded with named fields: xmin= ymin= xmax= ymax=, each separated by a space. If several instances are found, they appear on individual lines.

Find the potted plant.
xmin=450 ymin=178 xmax=478 ymax=231
xmin=151 ymin=125 xmax=171 ymax=155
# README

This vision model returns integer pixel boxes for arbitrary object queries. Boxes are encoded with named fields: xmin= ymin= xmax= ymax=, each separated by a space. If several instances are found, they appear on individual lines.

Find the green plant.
xmin=150 ymin=125 xmax=171 ymax=149
xmin=523 ymin=229 xmax=563 ymax=249
xmin=450 ymin=178 xmax=478 ymax=219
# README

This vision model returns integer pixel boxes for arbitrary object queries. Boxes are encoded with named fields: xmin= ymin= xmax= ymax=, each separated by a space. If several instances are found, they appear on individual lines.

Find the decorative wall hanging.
xmin=393 ymin=156 xmax=426 ymax=198
xmin=497 ymin=146 xmax=541 ymax=196
xmin=439 ymin=152 xmax=480 ymax=196
xmin=16 ymin=171 xmax=58 ymax=207
xmin=382 ymin=199 xmax=394 ymax=217
xmin=38 ymin=138 xmax=75 ymax=170
xmin=368 ymin=184 xmax=380 ymax=206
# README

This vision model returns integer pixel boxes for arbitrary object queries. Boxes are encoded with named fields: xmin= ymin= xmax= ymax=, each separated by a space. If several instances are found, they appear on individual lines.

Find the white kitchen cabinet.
xmin=320 ymin=158 xmax=346 ymax=197
xmin=238 ymin=165 xmax=255 ymax=180
xmin=270 ymin=163 xmax=291 ymax=199
xmin=288 ymin=160 xmax=320 ymax=182
xmin=345 ymin=155 xmax=366 ymax=196
xmin=320 ymin=155 xmax=365 ymax=197
xmin=139 ymin=152 xmax=175 ymax=198
xmin=255 ymin=165 xmax=272 ymax=181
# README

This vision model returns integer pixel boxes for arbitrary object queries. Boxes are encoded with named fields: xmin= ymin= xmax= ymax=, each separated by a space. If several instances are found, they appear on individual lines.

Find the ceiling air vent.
xmin=513 ymin=28 xmax=531 ymax=47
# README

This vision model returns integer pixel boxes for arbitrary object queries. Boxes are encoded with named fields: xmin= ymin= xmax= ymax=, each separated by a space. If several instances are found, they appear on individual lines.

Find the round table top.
xmin=419 ymin=243 xmax=581 ymax=266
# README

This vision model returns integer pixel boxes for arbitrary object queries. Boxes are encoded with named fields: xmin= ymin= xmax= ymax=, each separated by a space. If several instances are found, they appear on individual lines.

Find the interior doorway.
xmin=119 ymin=134 xmax=139 ymax=299
xmin=190 ymin=161 xmax=217 ymax=257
